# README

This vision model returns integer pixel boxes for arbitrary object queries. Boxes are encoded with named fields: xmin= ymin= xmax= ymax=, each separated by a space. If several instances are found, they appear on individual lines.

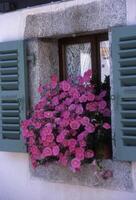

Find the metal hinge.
xmin=112 ymin=134 xmax=116 ymax=148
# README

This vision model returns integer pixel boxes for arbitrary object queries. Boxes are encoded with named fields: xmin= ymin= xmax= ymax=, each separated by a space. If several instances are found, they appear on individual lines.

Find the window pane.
xmin=65 ymin=43 xmax=92 ymax=80
xmin=100 ymin=41 xmax=110 ymax=83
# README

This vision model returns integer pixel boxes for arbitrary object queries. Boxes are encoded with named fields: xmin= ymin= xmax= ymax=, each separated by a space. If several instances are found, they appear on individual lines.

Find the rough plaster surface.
xmin=32 ymin=160 xmax=133 ymax=191
xmin=27 ymin=39 xmax=59 ymax=107
xmin=25 ymin=0 xmax=127 ymax=39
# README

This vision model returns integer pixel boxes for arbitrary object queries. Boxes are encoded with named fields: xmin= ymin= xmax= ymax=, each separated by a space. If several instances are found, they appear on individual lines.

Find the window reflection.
xmin=65 ymin=43 xmax=92 ymax=80
xmin=100 ymin=41 xmax=110 ymax=83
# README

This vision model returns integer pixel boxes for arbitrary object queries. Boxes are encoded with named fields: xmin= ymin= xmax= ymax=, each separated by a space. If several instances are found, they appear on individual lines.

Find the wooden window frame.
xmin=58 ymin=33 xmax=108 ymax=86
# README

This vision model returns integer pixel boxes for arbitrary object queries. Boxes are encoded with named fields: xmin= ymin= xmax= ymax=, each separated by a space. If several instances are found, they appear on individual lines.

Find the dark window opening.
xmin=59 ymin=33 xmax=112 ymax=159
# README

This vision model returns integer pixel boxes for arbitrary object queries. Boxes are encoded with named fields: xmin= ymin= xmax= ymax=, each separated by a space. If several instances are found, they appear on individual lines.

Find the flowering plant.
xmin=21 ymin=70 xmax=111 ymax=172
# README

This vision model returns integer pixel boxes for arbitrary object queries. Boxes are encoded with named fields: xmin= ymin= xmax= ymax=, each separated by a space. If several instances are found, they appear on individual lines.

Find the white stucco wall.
xmin=0 ymin=1 xmax=136 ymax=200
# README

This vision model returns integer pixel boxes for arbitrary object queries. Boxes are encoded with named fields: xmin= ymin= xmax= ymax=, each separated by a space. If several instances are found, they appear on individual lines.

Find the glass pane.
xmin=65 ymin=43 xmax=92 ymax=80
xmin=100 ymin=41 xmax=110 ymax=83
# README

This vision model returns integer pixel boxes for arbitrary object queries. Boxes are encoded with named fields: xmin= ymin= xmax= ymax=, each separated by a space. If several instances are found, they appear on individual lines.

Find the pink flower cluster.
xmin=21 ymin=70 xmax=111 ymax=172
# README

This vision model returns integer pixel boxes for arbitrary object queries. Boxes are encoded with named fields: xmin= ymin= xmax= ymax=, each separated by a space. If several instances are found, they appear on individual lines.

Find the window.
xmin=59 ymin=33 xmax=110 ymax=87
xmin=59 ymin=33 xmax=112 ymax=159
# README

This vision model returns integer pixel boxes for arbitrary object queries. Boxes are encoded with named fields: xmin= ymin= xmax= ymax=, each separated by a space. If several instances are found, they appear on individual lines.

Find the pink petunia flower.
xmin=69 ymin=88 xmax=80 ymax=99
xmin=60 ymin=119 xmax=69 ymax=128
xmin=51 ymin=75 xmax=58 ymax=89
xmin=30 ymin=156 xmax=38 ymax=168
xmin=44 ymin=111 xmax=54 ymax=118
xmin=85 ymin=123 xmax=95 ymax=133
xmin=60 ymin=129 xmax=69 ymax=136
xmin=40 ymin=126 xmax=52 ymax=140
xmin=51 ymin=74 xmax=58 ymax=83
xmin=37 ymin=84 xmax=44 ymax=94
xmin=87 ymin=93 xmax=95 ymax=101
xmin=68 ymin=104 xmax=76 ymax=111
xmin=98 ymin=100 xmax=107 ymax=110
xmin=77 ymin=131 xmax=88 ymax=141
xmin=79 ymin=95 xmax=87 ymax=103
xmin=30 ymin=145 xmax=41 ymax=159
xmin=64 ymin=98 xmax=73 ymax=106
xmin=86 ymin=102 xmax=97 ymax=112
xmin=81 ymin=117 xmax=90 ymax=126
xmin=62 ymin=139 xmax=68 ymax=147
xmin=28 ymin=137 xmax=35 ymax=146
xmin=83 ymin=69 xmax=92 ymax=82
xmin=55 ymin=104 xmax=65 ymax=112
xmin=103 ymin=122 xmax=111 ymax=129
xmin=75 ymin=147 xmax=85 ymax=160
xmin=33 ymin=110 xmax=44 ymax=119
xmin=52 ymin=96 xmax=59 ymax=106
xmin=75 ymin=104 xmax=84 ymax=114
xmin=85 ymin=150 xmax=94 ymax=158
xmin=45 ymin=134 xmax=54 ymax=143
xmin=79 ymin=140 xmax=86 ymax=147
xmin=42 ymin=147 xmax=52 ymax=157
xmin=59 ymin=92 xmax=67 ymax=99
xmin=52 ymin=145 xmax=60 ymax=156
xmin=22 ymin=129 xmax=34 ymax=138
xmin=70 ymin=120 xmax=80 ymax=130
xmin=56 ymin=134 xmax=65 ymax=143
xmin=32 ymin=121 xmax=42 ymax=129
xmin=61 ymin=81 xmax=71 ymax=91
xmin=42 ymin=140 xmax=50 ymax=147
xmin=71 ymin=158 xmax=81 ymax=170
xmin=102 ymin=108 xmax=111 ymax=117
xmin=99 ymin=90 xmax=107 ymax=98
xmin=68 ymin=139 xmax=77 ymax=147
xmin=62 ymin=111 xmax=70 ymax=119
xmin=59 ymin=154 xmax=68 ymax=167
xmin=21 ymin=119 xmax=32 ymax=129
xmin=54 ymin=117 xmax=61 ymax=125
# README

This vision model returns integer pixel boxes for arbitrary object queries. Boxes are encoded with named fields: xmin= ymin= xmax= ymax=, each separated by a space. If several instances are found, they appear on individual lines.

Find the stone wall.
xmin=25 ymin=0 xmax=126 ymax=39
xmin=27 ymin=39 xmax=59 ymax=107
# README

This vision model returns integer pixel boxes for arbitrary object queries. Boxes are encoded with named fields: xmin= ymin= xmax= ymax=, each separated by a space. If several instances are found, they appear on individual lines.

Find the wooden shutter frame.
xmin=0 ymin=40 xmax=28 ymax=152
xmin=112 ymin=25 xmax=136 ymax=161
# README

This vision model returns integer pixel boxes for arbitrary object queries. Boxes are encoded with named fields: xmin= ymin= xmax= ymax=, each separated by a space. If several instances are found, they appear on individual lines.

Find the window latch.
xmin=27 ymin=54 xmax=35 ymax=65
xmin=111 ymin=95 xmax=115 ymax=100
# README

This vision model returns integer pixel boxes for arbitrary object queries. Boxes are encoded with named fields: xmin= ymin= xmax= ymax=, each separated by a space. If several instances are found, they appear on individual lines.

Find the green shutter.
xmin=0 ymin=40 xmax=28 ymax=152
xmin=112 ymin=26 xmax=136 ymax=161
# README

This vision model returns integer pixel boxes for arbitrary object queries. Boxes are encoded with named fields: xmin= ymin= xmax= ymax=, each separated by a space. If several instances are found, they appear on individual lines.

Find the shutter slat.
xmin=112 ymin=26 xmax=136 ymax=161
xmin=119 ymin=50 xmax=136 ymax=58
xmin=0 ymin=117 xmax=19 ymax=120
xmin=121 ymin=119 xmax=136 ymax=123
xmin=1 ymin=124 xmax=20 ymax=128
xmin=0 ymin=40 xmax=28 ymax=152
xmin=122 ymin=136 xmax=136 ymax=140
xmin=0 ymin=53 xmax=17 ymax=60
xmin=0 ymin=74 xmax=18 ymax=79
xmin=0 ymin=60 xmax=18 ymax=66
xmin=1 ymin=110 xmax=19 ymax=114
xmin=120 ymin=75 xmax=136 ymax=79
